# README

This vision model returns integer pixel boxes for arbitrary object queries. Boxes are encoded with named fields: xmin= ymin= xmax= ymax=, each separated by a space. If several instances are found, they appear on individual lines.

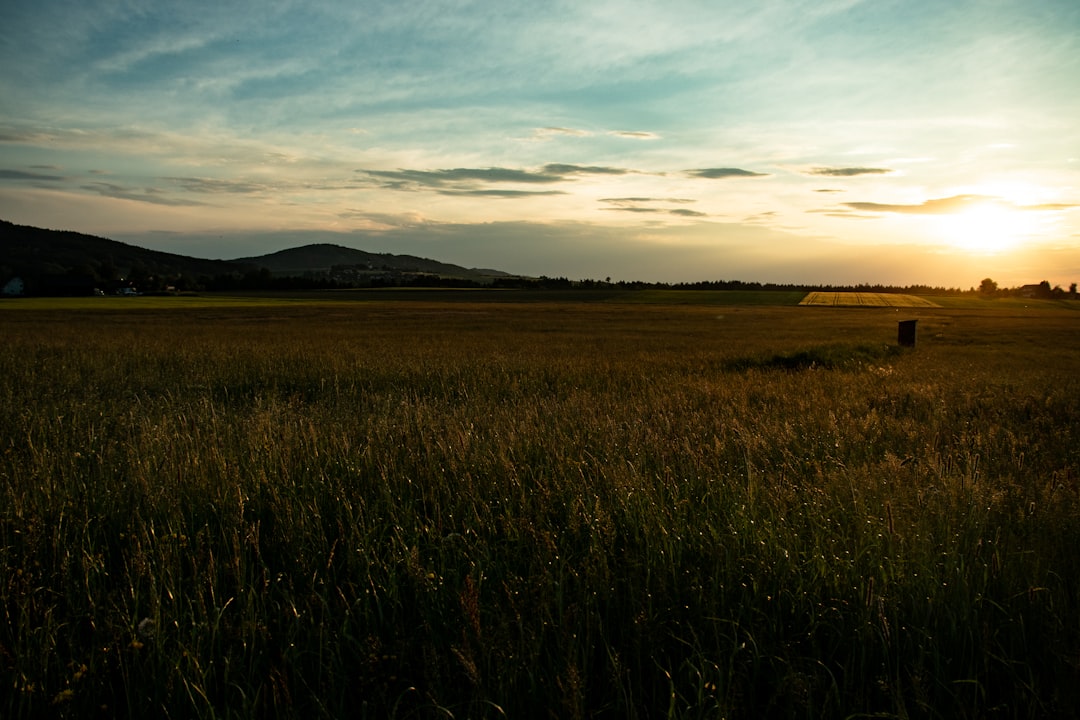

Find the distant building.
xmin=2 ymin=277 xmax=24 ymax=296
xmin=1018 ymin=283 xmax=1053 ymax=299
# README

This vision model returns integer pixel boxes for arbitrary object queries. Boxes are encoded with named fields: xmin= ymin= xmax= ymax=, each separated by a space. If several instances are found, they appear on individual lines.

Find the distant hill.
xmin=0 ymin=220 xmax=245 ymax=280
xmin=0 ymin=220 xmax=512 ymax=295
xmin=233 ymin=243 xmax=508 ymax=281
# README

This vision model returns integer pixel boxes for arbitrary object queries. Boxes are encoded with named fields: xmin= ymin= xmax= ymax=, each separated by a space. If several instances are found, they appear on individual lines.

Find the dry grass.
xmin=1 ymin=301 xmax=1077 ymax=719
xmin=800 ymin=292 xmax=941 ymax=307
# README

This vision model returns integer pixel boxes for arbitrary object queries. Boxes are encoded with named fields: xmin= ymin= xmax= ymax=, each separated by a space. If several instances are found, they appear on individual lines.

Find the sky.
xmin=2 ymin=0 xmax=1079 ymax=287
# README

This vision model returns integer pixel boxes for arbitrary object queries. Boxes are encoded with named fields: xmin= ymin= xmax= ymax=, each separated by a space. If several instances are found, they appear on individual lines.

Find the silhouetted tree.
xmin=979 ymin=278 xmax=997 ymax=297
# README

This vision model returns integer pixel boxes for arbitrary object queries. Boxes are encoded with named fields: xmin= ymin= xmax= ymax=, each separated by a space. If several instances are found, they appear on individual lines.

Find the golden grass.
xmin=800 ymin=292 xmax=941 ymax=307
xmin=1 ymin=300 xmax=1077 ymax=718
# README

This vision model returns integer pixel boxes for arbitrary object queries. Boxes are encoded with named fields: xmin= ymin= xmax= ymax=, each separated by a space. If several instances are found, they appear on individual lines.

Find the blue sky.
xmin=2 ymin=0 xmax=1078 ymax=285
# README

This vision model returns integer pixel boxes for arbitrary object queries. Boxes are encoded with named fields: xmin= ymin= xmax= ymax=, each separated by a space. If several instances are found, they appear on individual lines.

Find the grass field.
xmin=1 ymin=300 xmax=1078 ymax=718
xmin=3 ymin=289 xmax=1076 ymax=311
xmin=0 ymin=288 xmax=808 ymax=310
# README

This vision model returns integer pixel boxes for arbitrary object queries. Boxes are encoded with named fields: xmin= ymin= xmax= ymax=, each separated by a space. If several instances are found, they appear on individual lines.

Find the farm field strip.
xmin=800 ymin=291 xmax=940 ymax=307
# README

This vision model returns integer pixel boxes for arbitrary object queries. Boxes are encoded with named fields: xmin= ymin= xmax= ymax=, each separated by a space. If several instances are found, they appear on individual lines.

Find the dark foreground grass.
xmin=1 ymin=302 xmax=1078 ymax=718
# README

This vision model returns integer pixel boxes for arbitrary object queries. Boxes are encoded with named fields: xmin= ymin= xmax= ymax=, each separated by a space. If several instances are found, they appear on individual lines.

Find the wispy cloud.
xmin=600 ymin=197 xmax=705 ymax=217
xmin=435 ymin=188 xmax=566 ymax=198
xmin=808 ymin=167 xmax=892 ymax=177
xmin=542 ymin=163 xmax=630 ymax=176
xmin=533 ymin=127 xmax=592 ymax=139
xmin=601 ymin=197 xmax=697 ymax=206
xmin=609 ymin=130 xmax=659 ymax=140
xmin=82 ymin=181 xmax=205 ymax=207
xmin=167 ymin=177 xmax=271 ymax=194
xmin=0 ymin=169 xmax=64 ymax=182
xmin=688 ymin=168 xmax=769 ymax=179
xmin=360 ymin=167 xmax=565 ymax=188
xmin=604 ymin=206 xmax=663 ymax=213
xmin=1022 ymin=203 xmax=1079 ymax=211
xmin=357 ymin=164 xmax=636 ymax=195
xmin=0 ymin=126 xmax=53 ymax=144
xmin=845 ymin=195 xmax=991 ymax=214
xmin=844 ymin=195 xmax=1078 ymax=215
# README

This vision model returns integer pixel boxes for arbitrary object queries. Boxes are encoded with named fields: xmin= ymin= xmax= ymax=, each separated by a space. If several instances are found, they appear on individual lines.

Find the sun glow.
xmin=935 ymin=200 xmax=1032 ymax=254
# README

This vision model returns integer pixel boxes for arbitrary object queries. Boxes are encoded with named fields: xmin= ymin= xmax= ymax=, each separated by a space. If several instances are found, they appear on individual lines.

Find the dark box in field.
xmin=898 ymin=319 xmax=917 ymax=347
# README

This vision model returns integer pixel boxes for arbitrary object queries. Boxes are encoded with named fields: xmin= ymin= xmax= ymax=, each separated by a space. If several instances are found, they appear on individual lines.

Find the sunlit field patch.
xmin=800 ymin=291 xmax=941 ymax=307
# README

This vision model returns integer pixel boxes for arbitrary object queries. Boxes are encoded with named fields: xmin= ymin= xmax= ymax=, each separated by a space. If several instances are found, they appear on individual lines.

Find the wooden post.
xmin=898 ymin=319 xmax=917 ymax=347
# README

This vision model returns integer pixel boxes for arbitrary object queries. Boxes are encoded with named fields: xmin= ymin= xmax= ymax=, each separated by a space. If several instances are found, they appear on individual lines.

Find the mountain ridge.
xmin=230 ymin=242 xmax=509 ymax=279
xmin=1 ymin=220 xmax=513 ymax=293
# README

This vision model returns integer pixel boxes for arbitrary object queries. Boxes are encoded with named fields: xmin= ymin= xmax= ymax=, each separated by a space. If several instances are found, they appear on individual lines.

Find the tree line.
xmin=3 ymin=258 xmax=1076 ymax=299
xmin=979 ymin=278 xmax=1078 ymax=299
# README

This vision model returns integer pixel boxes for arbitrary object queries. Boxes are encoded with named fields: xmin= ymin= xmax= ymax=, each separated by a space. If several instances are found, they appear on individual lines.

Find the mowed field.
xmin=1 ymin=298 xmax=1078 ymax=719
xmin=800 ymin=291 xmax=941 ymax=307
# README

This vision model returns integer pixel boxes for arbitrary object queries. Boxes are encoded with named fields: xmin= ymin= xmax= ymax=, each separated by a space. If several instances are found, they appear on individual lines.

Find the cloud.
xmin=1023 ymin=203 xmax=1078 ymax=211
xmin=806 ymin=207 xmax=876 ymax=219
xmin=167 ymin=177 xmax=271 ymax=194
xmin=601 ymin=197 xmax=697 ymax=207
xmin=435 ymin=189 xmax=566 ymax=198
xmin=808 ymin=167 xmax=892 ymax=176
xmin=360 ymin=167 xmax=565 ymax=189
xmin=0 ymin=169 xmax=64 ymax=182
xmin=844 ymin=195 xmax=995 ymax=214
xmin=814 ymin=188 xmax=845 ymax=193
xmin=843 ymin=195 xmax=976 ymax=214
xmin=82 ymin=181 xmax=205 ymax=207
xmin=605 ymin=206 xmax=662 ymax=213
xmin=0 ymin=127 xmax=49 ymax=144
xmin=600 ymin=196 xmax=705 ymax=217
xmin=533 ymin=127 xmax=592 ymax=139
xmin=609 ymin=130 xmax=660 ymax=140
xmin=356 ymin=164 xmax=636 ymax=196
xmin=843 ymin=194 xmax=1079 ymax=215
xmin=542 ymin=163 xmax=629 ymax=176
xmin=688 ymin=168 xmax=769 ymax=179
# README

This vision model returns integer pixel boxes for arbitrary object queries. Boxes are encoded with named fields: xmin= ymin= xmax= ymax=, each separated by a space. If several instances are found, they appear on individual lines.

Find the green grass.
xmin=1 ymin=302 xmax=1078 ymax=718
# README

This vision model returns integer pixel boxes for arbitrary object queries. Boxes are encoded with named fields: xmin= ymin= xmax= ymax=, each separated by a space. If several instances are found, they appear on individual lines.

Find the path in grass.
xmin=800 ymin=291 xmax=940 ymax=307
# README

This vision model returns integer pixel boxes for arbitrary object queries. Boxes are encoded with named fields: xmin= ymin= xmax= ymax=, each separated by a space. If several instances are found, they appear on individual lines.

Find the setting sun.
xmin=935 ymin=201 xmax=1033 ymax=254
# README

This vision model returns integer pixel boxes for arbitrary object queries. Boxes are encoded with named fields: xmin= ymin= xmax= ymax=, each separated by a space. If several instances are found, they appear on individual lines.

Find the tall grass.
xmin=1 ymin=303 xmax=1078 ymax=718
